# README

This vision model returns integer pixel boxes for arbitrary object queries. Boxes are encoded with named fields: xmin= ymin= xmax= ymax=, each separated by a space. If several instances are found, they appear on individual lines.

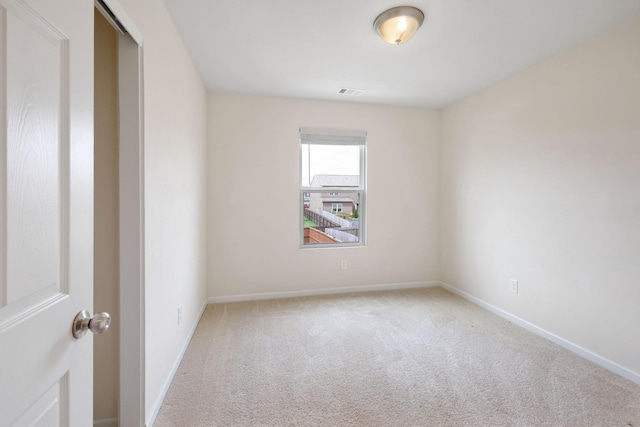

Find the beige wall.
xmin=105 ymin=0 xmax=208 ymax=422
xmin=440 ymin=18 xmax=640 ymax=376
xmin=207 ymin=94 xmax=440 ymax=297
xmin=94 ymin=9 xmax=119 ymax=422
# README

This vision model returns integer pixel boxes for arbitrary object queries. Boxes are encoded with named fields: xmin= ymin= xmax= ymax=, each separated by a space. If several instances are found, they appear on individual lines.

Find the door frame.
xmin=95 ymin=1 xmax=145 ymax=425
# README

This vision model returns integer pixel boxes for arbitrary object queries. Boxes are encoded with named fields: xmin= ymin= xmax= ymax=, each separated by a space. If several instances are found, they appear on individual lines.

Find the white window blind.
xmin=299 ymin=127 xmax=367 ymax=146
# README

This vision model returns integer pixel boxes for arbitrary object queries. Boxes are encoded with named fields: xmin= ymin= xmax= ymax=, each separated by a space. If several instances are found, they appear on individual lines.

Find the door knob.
xmin=72 ymin=310 xmax=111 ymax=339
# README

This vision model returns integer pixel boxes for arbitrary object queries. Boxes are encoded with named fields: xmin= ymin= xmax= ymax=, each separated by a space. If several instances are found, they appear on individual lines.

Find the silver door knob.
xmin=72 ymin=310 xmax=111 ymax=339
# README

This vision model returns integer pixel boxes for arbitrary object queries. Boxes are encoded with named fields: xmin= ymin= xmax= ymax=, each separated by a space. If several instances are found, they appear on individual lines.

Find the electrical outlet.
xmin=177 ymin=307 xmax=182 ymax=325
xmin=340 ymin=260 xmax=347 ymax=270
xmin=509 ymin=279 xmax=518 ymax=294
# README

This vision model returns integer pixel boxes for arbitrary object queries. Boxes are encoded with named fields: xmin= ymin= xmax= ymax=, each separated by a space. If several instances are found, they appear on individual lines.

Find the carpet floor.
xmin=154 ymin=287 xmax=640 ymax=426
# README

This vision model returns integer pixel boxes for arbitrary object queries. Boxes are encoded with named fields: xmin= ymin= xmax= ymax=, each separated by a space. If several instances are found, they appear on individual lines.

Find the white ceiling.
xmin=162 ymin=0 xmax=640 ymax=108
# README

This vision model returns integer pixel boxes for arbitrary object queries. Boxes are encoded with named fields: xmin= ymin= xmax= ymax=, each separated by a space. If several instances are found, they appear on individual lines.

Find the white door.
xmin=0 ymin=0 xmax=94 ymax=425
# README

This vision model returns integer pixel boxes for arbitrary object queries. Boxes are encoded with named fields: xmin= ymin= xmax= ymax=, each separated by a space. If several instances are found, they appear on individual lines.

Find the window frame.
xmin=299 ymin=127 xmax=366 ymax=249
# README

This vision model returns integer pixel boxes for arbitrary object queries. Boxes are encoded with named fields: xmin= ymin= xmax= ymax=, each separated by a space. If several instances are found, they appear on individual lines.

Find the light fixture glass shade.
xmin=373 ymin=6 xmax=424 ymax=45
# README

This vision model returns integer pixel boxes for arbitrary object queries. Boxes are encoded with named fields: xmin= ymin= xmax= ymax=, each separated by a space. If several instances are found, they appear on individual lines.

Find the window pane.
xmin=303 ymin=191 xmax=361 ymax=246
xmin=301 ymin=144 xmax=360 ymax=187
xmin=300 ymin=133 xmax=365 ymax=248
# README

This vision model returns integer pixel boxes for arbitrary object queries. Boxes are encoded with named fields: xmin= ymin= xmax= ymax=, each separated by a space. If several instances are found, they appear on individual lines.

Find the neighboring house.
xmin=309 ymin=175 xmax=359 ymax=214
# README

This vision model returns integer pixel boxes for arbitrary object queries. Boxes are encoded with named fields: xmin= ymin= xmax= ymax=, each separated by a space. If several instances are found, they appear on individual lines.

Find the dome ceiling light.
xmin=373 ymin=6 xmax=425 ymax=45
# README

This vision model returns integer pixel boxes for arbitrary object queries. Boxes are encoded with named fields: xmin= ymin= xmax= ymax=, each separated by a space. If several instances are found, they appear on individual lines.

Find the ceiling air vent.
xmin=337 ymin=87 xmax=365 ymax=96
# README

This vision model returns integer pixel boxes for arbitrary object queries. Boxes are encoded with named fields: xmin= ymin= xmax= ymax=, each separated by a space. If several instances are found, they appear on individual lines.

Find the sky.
xmin=300 ymin=144 xmax=360 ymax=187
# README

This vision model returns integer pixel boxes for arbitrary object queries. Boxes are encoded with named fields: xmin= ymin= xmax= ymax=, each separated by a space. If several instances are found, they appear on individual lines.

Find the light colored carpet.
xmin=154 ymin=287 xmax=640 ymax=426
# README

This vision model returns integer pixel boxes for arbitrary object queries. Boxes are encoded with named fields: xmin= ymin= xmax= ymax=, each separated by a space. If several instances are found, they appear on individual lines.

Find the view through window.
xmin=300 ymin=128 xmax=366 ymax=247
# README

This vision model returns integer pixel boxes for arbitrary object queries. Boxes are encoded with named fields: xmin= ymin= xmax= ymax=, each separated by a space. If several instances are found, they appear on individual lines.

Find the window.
xmin=300 ymin=127 xmax=366 ymax=247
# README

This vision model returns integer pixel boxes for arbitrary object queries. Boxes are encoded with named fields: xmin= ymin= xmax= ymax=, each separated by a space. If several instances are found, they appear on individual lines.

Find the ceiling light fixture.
xmin=373 ymin=6 xmax=424 ymax=45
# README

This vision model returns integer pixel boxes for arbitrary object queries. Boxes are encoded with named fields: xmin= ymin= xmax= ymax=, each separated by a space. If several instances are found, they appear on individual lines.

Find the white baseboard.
xmin=94 ymin=418 xmax=118 ymax=427
xmin=438 ymin=281 xmax=640 ymax=386
xmin=207 ymin=281 xmax=440 ymax=304
xmin=146 ymin=299 xmax=208 ymax=427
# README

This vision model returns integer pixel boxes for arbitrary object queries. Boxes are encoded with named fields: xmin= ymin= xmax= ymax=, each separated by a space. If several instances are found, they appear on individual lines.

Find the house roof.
xmin=322 ymin=198 xmax=356 ymax=204
xmin=311 ymin=175 xmax=359 ymax=187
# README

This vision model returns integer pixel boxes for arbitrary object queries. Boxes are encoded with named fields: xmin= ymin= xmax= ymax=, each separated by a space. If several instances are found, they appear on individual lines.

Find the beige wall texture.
xmin=207 ymin=94 xmax=440 ymax=298
xmin=440 ymin=18 xmax=640 ymax=376
xmin=106 ymin=0 xmax=208 ymax=422
xmin=93 ymin=9 xmax=119 ymax=422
